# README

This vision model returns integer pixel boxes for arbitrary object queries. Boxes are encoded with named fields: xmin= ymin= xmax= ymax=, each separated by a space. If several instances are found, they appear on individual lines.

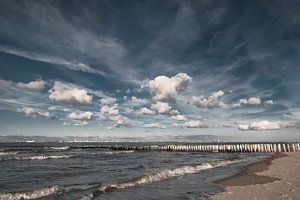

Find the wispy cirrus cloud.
xmin=0 ymin=47 xmax=106 ymax=76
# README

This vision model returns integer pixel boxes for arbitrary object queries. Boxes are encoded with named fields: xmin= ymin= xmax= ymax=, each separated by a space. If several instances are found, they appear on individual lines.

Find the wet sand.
xmin=210 ymin=152 xmax=300 ymax=200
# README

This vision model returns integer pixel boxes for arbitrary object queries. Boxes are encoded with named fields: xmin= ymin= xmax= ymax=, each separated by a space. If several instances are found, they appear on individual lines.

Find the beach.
xmin=210 ymin=152 xmax=300 ymax=200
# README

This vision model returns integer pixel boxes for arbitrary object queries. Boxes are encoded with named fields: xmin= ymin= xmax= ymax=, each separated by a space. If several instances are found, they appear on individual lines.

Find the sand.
xmin=210 ymin=152 xmax=300 ymax=200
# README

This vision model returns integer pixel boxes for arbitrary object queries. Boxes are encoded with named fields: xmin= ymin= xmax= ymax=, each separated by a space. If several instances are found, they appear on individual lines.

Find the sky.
xmin=0 ymin=0 xmax=300 ymax=138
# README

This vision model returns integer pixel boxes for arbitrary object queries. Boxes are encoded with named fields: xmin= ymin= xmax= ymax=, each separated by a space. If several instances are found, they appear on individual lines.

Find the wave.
xmin=49 ymin=146 xmax=70 ymax=151
xmin=90 ymin=150 xmax=135 ymax=155
xmin=0 ymin=152 xmax=18 ymax=156
xmin=102 ymin=150 xmax=135 ymax=154
xmin=91 ymin=159 xmax=242 ymax=195
xmin=0 ymin=155 xmax=73 ymax=161
xmin=0 ymin=186 xmax=61 ymax=200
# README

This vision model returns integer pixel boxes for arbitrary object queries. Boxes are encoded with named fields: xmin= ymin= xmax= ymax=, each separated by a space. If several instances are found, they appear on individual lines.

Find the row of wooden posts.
xmin=111 ymin=143 xmax=300 ymax=153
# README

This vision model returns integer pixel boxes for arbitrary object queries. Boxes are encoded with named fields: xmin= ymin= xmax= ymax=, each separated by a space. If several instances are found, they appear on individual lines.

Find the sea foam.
xmin=49 ymin=146 xmax=70 ymax=151
xmin=0 ymin=186 xmax=60 ymax=200
xmin=0 ymin=152 xmax=18 ymax=156
xmin=0 ymin=155 xmax=73 ymax=161
xmin=91 ymin=150 xmax=135 ymax=155
xmin=98 ymin=159 xmax=242 ymax=193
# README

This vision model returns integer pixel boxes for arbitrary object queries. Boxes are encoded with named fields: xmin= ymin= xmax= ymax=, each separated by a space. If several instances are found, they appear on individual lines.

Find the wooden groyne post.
xmin=109 ymin=143 xmax=300 ymax=153
xmin=156 ymin=143 xmax=300 ymax=153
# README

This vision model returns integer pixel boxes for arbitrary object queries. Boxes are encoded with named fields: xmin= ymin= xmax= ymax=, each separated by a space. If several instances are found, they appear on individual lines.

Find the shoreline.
xmin=214 ymin=153 xmax=284 ymax=186
xmin=210 ymin=152 xmax=300 ymax=200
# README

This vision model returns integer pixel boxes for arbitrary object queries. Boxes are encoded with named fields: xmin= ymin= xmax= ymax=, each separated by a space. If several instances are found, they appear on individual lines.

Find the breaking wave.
xmin=49 ymin=146 xmax=70 ymax=151
xmin=0 ymin=152 xmax=18 ymax=156
xmin=83 ymin=159 xmax=242 ymax=198
xmin=92 ymin=150 xmax=135 ymax=155
xmin=0 ymin=186 xmax=61 ymax=200
xmin=0 ymin=155 xmax=73 ymax=161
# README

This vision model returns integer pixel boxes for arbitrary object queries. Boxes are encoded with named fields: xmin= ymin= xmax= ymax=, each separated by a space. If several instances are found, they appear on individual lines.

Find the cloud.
xmin=145 ymin=123 xmax=166 ymax=129
xmin=0 ymin=79 xmax=46 ymax=91
xmin=192 ymin=90 xmax=226 ymax=109
xmin=49 ymin=81 xmax=93 ymax=105
xmin=100 ymin=104 xmax=127 ymax=125
xmin=148 ymin=73 xmax=192 ymax=101
xmin=140 ymin=107 xmax=156 ymax=115
xmin=0 ymin=79 xmax=13 ymax=87
xmin=67 ymin=111 xmax=93 ymax=121
xmin=231 ymin=103 xmax=242 ymax=108
xmin=15 ymin=79 xmax=46 ymax=90
xmin=151 ymin=101 xmax=172 ymax=114
xmin=265 ymin=100 xmax=274 ymax=105
xmin=232 ymin=97 xmax=263 ymax=108
xmin=239 ymin=97 xmax=261 ymax=105
xmin=100 ymin=104 xmax=119 ymax=116
xmin=74 ymin=121 xmax=89 ymax=126
xmin=111 ymin=115 xmax=127 ymax=126
xmin=238 ymin=120 xmax=295 ymax=130
xmin=126 ymin=96 xmax=148 ymax=107
xmin=184 ymin=120 xmax=208 ymax=128
xmin=124 ymin=107 xmax=134 ymax=114
xmin=100 ymin=97 xmax=117 ymax=105
xmin=172 ymin=123 xmax=183 ymax=128
xmin=171 ymin=115 xmax=187 ymax=121
xmin=48 ymin=106 xmax=56 ymax=111
xmin=0 ymin=47 xmax=107 ymax=76
xmin=17 ymin=107 xmax=55 ymax=119
xmin=237 ymin=124 xmax=250 ymax=130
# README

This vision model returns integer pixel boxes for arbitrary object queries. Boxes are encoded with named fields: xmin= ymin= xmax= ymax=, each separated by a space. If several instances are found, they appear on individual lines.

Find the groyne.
xmin=110 ymin=143 xmax=300 ymax=153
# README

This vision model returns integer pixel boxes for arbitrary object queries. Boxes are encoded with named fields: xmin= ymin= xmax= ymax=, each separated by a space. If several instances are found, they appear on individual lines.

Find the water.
xmin=0 ymin=143 xmax=269 ymax=200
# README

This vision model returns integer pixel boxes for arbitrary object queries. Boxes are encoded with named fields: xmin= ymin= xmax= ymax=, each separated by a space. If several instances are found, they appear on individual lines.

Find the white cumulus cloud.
xmin=145 ymin=123 xmax=166 ymax=129
xmin=67 ymin=111 xmax=93 ymax=121
xmin=100 ymin=104 xmax=127 ymax=125
xmin=49 ymin=81 xmax=93 ymax=105
xmin=17 ymin=107 xmax=55 ymax=119
xmin=0 ymin=79 xmax=46 ymax=91
xmin=192 ymin=90 xmax=226 ymax=109
xmin=151 ymin=101 xmax=172 ymax=114
xmin=140 ymin=107 xmax=156 ymax=115
xmin=265 ymin=100 xmax=274 ymax=105
xmin=0 ymin=79 xmax=13 ymax=86
xmin=239 ymin=97 xmax=261 ymax=105
xmin=15 ymin=80 xmax=46 ymax=90
xmin=171 ymin=115 xmax=187 ymax=121
xmin=184 ymin=120 xmax=208 ymax=128
xmin=100 ymin=97 xmax=116 ymax=105
xmin=126 ymin=96 xmax=148 ymax=107
xmin=100 ymin=104 xmax=119 ymax=116
xmin=148 ymin=73 xmax=192 ymax=101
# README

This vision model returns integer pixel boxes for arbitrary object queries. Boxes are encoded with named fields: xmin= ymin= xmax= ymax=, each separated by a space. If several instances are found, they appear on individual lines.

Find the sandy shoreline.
xmin=210 ymin=152 xmax=300 ymax=200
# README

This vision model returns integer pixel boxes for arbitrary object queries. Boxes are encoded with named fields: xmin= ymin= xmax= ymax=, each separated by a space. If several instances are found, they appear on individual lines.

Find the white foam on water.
xmin=0 ymin=155 xmax=73 ymax=161
xmin=90 ymin=150 xmax=135 ymax=155
xmin=99 ymin=159 xmax=242 ymax=193
xmin=18 ymin=155 xmax=73 ymax=160
xmin=0 ymin=186 xmax=60 ymax=200
xmin=0 ymin=152 xmax=18 ymax=156
xmin=50 ymin=146 xmax=70 ymax=151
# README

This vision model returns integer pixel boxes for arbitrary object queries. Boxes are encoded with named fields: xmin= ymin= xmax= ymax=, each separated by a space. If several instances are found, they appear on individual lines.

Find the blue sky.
xmin=0 ymin=0 xmax=300 ymax=137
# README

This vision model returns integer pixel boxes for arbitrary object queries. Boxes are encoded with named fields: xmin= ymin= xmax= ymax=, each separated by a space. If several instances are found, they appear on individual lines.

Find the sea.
xmin=0 ymin=142 xmax=270 ymax=200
